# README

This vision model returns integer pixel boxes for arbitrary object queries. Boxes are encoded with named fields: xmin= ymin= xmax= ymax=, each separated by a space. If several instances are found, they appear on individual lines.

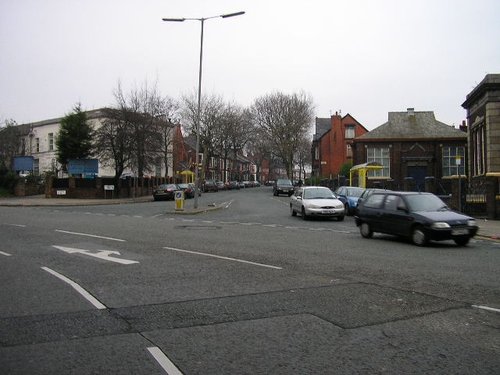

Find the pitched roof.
xmin=313 ymin=117 xmax=330 ymax=141
xmin=357 ymin=110 xmax=466 ymax=140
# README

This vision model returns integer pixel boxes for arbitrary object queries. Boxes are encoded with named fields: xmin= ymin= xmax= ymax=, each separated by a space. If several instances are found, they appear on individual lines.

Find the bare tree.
xmin=180 ymin=92 xmax=226 ymax=180
xmin=93 ymin=107 xmax=134 ymax=181
xmin=215 ymin=103 xmax=252 ymax=181
xmin=250 ymin=91 xmax=315 ymax=178
xmin=113 ymin=81 xmax=177 ymax=177
xmin=294 ymin=134 xmax=313 ymax=183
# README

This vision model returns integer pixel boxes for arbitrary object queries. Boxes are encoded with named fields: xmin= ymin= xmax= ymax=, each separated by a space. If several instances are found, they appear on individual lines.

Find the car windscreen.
xmin=303 ymin=188 xmax=334 ymax=199
xmin=347 ymin=188 xmax=364 ymax=197
xmin=405 ymin=194 xmax=447 ymax=212
xmin=277 ymin=179 xmax=293 ymax=186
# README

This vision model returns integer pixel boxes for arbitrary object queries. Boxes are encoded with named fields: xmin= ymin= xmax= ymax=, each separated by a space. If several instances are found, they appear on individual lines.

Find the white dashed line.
xmin=472 ymin=305 xmax=500 ymax=313
xmin=41 ymin=266 xmax=107 ymax=309
xmin=5 ymin=224 xmax=27 ymax=228
xmin=164 ymin=246 xmax=282 ymax=270
xmin=0 ymin=251 xmax=12 ymax=257
xmin=55 ymin=229 xmax=126 ymax=242
xmin=147 ymin=347 xmax=183 ymax=375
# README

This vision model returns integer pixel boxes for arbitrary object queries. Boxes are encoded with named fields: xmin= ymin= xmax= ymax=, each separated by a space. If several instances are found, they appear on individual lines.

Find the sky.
xmin=1 ymin=0 xmax=499 ymax=130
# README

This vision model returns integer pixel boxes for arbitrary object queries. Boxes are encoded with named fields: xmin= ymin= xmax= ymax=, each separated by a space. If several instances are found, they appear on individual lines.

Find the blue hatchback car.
xmin=334 ymin=186 xmax=365 ymax=215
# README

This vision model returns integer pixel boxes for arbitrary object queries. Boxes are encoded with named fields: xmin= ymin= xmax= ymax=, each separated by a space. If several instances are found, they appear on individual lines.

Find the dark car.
xmin=355 ymin=188 xmax=391 ymax=214
xmin=273 ymin=179 xmax=294 ymax=196
xmin=177 ymin=183 xmax=195 ymax=199
xmin=355 ymin=191 xmax=479 ymax=246
xmin=153 ymin=184 xmax=179 ymax=201
xmin=188 ymin=183 xmax=202 ymax=196
xmin=226 ymin=181 xmax=241 ymax=190
xmin=334 ymin=186 xmax=365 ymax=215
xmin=203 ymin=180 xmax=219 ymax=193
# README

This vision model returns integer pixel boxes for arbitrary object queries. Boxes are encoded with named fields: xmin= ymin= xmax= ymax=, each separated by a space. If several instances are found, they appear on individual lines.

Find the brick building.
xmin=312 ymin=112 xmax=368 ymax=179
xmin=352 ymin=108 xmax=467 ymax=191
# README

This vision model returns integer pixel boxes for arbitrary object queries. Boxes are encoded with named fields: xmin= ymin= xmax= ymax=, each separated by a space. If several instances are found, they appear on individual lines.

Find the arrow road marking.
xmin=52 ymin=246 xmax=138 ymax=265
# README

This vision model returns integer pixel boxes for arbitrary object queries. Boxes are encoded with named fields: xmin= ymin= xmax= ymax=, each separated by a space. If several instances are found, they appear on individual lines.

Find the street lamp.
xmin=162 ymin=11 xmax=245 ymax=209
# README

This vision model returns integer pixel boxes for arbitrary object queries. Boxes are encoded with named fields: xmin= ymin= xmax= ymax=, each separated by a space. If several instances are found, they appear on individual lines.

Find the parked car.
xmin=273 ymin=179 xmax=294 ymax=196
xmin=188 ymin=183 xmax=202 ymax=196
xmin=203 ymin=180 xmax=219 ymax=193
xmin=355 ymin=188 xmax=391 ymax=214
xmin=153 ymin=184 xmax=179 ymax=201
xmin=290 ymin=186 xmax=345 ymax=221
xmin=355 ymin=191 xmax=479 ymax=246
xmin=334 ymin=186 xmax=365 ymax=215
xmin=216 ymin=181 xmax=226 ymax=190
xmin=177 ymin=183 xmax=195 ymax=199
xmin=226 ymin=181 xmax=240 ymax=190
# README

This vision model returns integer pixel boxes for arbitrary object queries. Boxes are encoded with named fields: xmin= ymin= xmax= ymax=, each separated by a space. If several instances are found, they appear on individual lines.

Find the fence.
xmin=46 ymin=176 xmax=170 ymax=199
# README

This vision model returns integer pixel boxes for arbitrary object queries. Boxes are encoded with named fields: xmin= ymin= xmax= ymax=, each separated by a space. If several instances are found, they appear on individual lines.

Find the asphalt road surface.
xmin=1 ymin=186 xmax=499 ymax=374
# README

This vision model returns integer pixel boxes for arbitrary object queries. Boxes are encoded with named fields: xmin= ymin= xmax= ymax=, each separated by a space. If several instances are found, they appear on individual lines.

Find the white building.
xmin=15 ymin=108 xmax=173 ymax=178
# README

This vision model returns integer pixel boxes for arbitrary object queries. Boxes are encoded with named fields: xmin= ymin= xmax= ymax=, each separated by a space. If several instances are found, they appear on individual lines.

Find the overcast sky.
xmin=1 ymin=0 xmax=499 ymax=130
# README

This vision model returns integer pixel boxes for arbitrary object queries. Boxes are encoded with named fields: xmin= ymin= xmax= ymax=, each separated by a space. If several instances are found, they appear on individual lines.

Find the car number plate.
xmin=452 ymin=229 xmax=469 ymax=235
xmin=323 ymin=210 xmax=335 ymax=214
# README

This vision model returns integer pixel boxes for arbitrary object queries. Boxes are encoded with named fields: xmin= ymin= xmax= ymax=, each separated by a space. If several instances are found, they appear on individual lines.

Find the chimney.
xmin=407 ymin=108 xmax=415 ymax=117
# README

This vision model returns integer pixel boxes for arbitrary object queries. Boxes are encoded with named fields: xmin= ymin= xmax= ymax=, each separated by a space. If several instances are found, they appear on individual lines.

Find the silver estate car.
xmin=290 ymin=186 xmax=345 ymax=221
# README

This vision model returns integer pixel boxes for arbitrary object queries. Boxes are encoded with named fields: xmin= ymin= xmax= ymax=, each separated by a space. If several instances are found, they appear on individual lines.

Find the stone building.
xmin=462 ymin=73 xmax=500 ymax=218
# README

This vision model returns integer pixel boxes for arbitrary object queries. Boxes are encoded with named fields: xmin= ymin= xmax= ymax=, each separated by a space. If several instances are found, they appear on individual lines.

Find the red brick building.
xmin=312 ymin=112 xmax=368 ymax=179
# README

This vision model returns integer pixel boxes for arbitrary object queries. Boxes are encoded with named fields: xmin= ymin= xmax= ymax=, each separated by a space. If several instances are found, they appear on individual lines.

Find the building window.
xmin=35 ymin=138 xmax=40 ymax=153
xmin=314 ymin=146 xmax=319 ymax=160
xmin=33 ymin=159 xmax=39 ymax=176
xmin=367 ymin=147 xmax=390 ymax=177
xmin=442 ymin=146 xmax=465 ymax=176
xmin=48 ymin=133 xmax=54 ymax=151
xmin=471 ymin=125 xmax=485 ymax=176
xmin=346 ymin=144 xmax=352 ymax=158
xmin=345 ymin=125 xmax=355 ymax=139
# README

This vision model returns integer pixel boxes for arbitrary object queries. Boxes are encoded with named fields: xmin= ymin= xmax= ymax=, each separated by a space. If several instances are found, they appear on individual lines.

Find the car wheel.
xmin=290 ymin=204 xmax=297 ymax=216
xmin=360 ymin=222 xmax=373 ymax=238
xmin=301 ymin=207 xmax=308 ymax=220
xmin=344 ymin=203 xmax=350 ymax=215
xmin=337 ymin=215 xmax=344 ymax=221
xmin=454 ymin=236 xmax=470 ymax=246
xmin=412 ymin=226 xmax=428 ymax=246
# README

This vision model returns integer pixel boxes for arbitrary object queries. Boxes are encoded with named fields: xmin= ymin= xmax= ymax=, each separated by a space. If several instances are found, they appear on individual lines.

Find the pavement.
xmin=1 ymin=195 xmax=500 ymax=241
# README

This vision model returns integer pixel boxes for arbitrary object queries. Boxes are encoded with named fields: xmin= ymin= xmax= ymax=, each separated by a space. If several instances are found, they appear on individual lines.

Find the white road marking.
xmin=53 ymin=246 xmax=139 ymax=265
xmin=41 ymin=266 xmax=107 ymax=309
xmin=222 ymin=200 xmax=234 ymax=208
xmin=164 ymin=246 xmax=282 ymax=270
xmin=472 ymin=305 xmax=500 ymax=313
xmin=55 ymin=229 xmax=126 ymax=242
xmin=147 ymin=347 xmax=183 ymax=375
xmin=6 ymin=224 xmax=27 ymax=227
xmin=0 ymin=251 xmax=12 ymax=256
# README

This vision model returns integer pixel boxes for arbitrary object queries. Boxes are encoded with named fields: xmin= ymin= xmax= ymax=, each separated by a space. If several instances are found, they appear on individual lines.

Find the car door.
xmin=359 ymin=193 xmax=385 ymax=231
xmin=291 ymin=187 xmax=303 ymax=212
xmin=380 ymin=194 xmax=411 ymax=236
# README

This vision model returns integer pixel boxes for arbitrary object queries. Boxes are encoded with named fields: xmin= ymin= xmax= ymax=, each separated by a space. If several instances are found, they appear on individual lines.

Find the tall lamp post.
xmin=162 ymin=11 xmax=245 ymax=209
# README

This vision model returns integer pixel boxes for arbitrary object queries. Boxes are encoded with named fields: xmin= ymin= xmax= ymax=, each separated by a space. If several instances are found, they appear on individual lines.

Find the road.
xmin=1 ymin=186 xmax=499 ymax=374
